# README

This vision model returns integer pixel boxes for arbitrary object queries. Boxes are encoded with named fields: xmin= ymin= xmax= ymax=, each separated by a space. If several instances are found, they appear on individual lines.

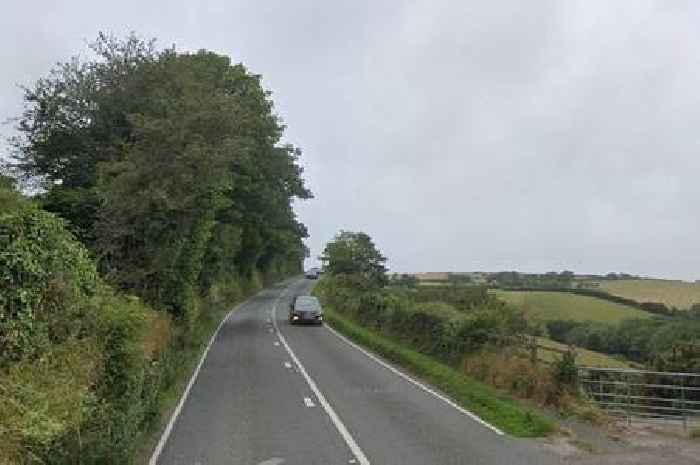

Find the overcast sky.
xmin=2 ymin=1 xmax=700 ymax=279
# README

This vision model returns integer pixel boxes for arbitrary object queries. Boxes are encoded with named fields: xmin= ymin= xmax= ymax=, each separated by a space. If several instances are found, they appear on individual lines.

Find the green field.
xmin=491 ymin=290 xmax=651 ymax=323
xmin=535 ymin=337 xmax=632 ymax=369
xmin=597 ymin=279 xmax=700 ymax=310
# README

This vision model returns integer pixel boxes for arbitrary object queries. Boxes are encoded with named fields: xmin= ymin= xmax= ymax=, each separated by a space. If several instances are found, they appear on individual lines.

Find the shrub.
xmin=317 ymin=275 xmax=530 ymax=364
xmin=413 ymin=285 xmax=492 ymax=310
xmin=462 ymin=348 xmax=562 ymax=406
xmin=0 ymin=198 xmax=167 ymax=464
xmin=0 ymin=203 xmax=98 ymax=364
xmin=0 ymin=339 xmax=101 ymax=463
xmin=553 ymin=348 xmax=578 ymax=390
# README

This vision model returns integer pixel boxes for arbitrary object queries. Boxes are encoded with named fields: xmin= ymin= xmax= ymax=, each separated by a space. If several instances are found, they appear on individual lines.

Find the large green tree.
xmin=320 ymin=231 xmax=388 ymax=288
xmin=12 ymin=34 xmax=311 ymax=319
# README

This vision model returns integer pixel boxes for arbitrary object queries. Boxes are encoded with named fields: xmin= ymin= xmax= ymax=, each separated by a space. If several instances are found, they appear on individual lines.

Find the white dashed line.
xmin=273 ymin=341 xmax=280 ymax=347
xmin=303 ymin=397 xmax=316 ymax=408
xmin=284 ymin=361 xmax=292 ymax=369
xmin=272 ymin=292 xmax=371 ymax=465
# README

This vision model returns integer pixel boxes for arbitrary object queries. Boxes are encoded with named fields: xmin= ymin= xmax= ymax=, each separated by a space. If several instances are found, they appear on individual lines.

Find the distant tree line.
xmin=488 ymin=271 xmax=576 ymax=289
xmin=601 ymin=272 xmax=639 ymax=280
xmin=388 ymin=273 xmax=418 ymax=288
xmin=547 ymin=310 xmax=700 ymax=372
xmin=488 ymin=271 xmax=640 ymax=289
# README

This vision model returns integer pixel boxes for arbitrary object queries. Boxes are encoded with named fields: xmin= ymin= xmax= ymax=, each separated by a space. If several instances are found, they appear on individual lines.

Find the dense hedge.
xmin=546 ymin=317 xmax=700 ymax=371
xmin=0 ymin=203 xmax=98 ymax=364
xmin=315 ymin=276 xmax=527 ymax=365
xmin=0 ymin=200 xmax=156 ymax=463
xmin=411 ymin=285 xmax=494 ymax=310
xmin=0 ymin=197 xmax=262 ymax=464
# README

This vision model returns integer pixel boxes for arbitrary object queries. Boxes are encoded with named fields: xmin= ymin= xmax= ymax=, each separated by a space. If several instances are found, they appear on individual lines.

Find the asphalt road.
xmin=153 ymin=279 xmax=560 ymax=465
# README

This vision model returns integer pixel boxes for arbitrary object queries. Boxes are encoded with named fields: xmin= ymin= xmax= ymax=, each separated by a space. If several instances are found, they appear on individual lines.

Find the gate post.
xmin=681 ymin=376 xmax=687 ymax=432
xmin=627 ymin=373 xmax=632 ymax=426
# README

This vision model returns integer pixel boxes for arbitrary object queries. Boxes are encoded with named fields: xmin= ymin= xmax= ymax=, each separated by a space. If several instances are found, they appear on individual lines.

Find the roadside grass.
xmin=596 ymin=279 xmax=700 ymax=310
xmin=491 ymin=290 xmax=651 ymax=323
xmin=324 ymin=308 xmax=556 ymax=437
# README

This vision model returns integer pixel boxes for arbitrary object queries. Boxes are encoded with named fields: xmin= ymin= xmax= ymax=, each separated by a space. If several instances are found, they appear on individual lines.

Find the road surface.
xmin=153 ymin=279 xmax=559 ymax=465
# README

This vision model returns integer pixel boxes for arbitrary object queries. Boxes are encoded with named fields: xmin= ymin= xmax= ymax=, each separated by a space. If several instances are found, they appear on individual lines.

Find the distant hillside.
xmin=597 ymin=279 xmax=700 ymax=310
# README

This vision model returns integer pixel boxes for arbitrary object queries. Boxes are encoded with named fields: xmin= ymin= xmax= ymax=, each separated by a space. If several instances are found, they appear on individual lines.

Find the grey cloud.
xmin=2 ymin=1 xmax=700 ymax=279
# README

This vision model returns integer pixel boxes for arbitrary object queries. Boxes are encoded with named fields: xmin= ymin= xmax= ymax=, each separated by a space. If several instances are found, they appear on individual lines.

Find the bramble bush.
xmin=0 ymin=198 xmax=162 ymax=463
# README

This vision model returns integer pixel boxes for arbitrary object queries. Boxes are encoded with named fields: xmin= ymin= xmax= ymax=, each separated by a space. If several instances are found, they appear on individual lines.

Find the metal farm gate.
xmin=578 ymin=366 xmax=700 ymax=430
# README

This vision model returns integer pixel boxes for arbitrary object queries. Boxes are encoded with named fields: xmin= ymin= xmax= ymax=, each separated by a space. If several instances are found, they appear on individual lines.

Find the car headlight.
xmin=292 ymin=315 xmax=299 ymax=320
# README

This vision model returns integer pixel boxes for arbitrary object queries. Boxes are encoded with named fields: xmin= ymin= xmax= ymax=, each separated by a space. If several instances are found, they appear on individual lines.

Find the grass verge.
xmin=324 ymin=307 xmax=556 ymax=437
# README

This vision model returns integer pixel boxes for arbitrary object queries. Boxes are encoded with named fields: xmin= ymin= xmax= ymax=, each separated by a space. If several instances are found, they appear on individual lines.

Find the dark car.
xmin=289 ymin=295 xmax=323 ymax=325
xmin=304 ymin=267 xmax=321 ymax=279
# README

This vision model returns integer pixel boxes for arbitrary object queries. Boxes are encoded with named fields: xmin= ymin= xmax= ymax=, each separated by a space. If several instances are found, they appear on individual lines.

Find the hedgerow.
xmin=0 ymin=194 xmax=263 ymax=464
xmin=2 ymin=33 xmax=308 ymax=463
xmin=314 ymin=276 xmax=528 ymax=365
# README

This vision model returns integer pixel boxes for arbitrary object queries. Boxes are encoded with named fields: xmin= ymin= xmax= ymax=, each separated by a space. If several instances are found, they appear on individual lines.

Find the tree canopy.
xmin=320 ymin=231 xmax=388 ymax=288
xmin=11 ymin=33 xmax=311 ymax=319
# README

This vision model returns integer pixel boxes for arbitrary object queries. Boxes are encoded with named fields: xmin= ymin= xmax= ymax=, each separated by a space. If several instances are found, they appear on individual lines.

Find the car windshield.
xmin=295 ymin=297 xmax=321 ymax=311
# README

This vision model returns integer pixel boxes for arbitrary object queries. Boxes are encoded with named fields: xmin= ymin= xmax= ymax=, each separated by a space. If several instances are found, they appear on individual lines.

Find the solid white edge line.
xmin=324 ymin=324 xmax=505 ymax=436
xmin=272 ymin=292 xmax=371 ymax=465
xmin=148 ymin=300 xmax=246 ymax=465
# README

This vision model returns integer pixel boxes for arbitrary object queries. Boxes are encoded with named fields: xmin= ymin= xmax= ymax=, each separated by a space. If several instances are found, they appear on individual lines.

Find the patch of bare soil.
xmin=539 ymin=419 xmax=700 ymax=465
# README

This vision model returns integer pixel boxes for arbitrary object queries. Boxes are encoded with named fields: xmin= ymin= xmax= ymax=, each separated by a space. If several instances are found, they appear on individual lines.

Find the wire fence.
xmin=578 ymin=366 xmax=700 ymax=430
